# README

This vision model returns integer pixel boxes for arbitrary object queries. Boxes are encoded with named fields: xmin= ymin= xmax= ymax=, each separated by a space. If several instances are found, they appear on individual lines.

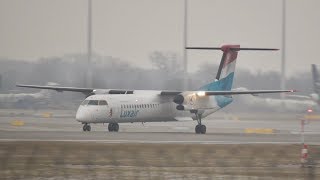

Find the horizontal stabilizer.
xmin=186 ymin=47 xmax=279 ymax=51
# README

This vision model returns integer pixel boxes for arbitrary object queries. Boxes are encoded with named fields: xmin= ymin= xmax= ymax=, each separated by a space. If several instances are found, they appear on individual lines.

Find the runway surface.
xmin=1 ymin=109 xmax=320 ymax=144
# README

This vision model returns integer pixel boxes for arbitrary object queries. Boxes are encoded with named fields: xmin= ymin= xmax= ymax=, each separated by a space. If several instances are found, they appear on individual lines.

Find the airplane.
xmin=233 ymin=87 xmax=317 ymax=113
xmin=310 ymin=64 xmax=320 ymax=104
xmin=16 ymin=45 xmax=295 ymax=134
xmin=0 ymin=82 xmax=58 ymax=109
xmin=233 ymin=64 xmax=320 ymax=113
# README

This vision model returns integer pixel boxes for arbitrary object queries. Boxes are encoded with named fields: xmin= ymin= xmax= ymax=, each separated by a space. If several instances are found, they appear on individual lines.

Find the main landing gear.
xmin=83 ymin=123 xmax=91 ymax=132
xmin=194 ymin=113 xmax=206 ymax=134
xmin=108 ymin=123 xmax=119 ymax=132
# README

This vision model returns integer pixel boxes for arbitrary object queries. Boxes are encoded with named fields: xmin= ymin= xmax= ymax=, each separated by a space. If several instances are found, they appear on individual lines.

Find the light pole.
xmin=183 ymin=0 xmax=188 ymax=90
xmin=87 ymin=0 xmax=93 ymax=88
xmin=281 ymin=0 xmax=286 ymax=103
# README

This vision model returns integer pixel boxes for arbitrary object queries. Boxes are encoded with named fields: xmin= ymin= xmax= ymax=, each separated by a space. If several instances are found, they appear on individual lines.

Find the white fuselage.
xmin=75 ymin=92 xmax=223 ymax=124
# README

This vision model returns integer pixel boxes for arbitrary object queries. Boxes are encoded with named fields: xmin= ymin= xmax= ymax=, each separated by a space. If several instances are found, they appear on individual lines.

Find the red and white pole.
xmin=300 ymin=144 xmax=308 ymax=166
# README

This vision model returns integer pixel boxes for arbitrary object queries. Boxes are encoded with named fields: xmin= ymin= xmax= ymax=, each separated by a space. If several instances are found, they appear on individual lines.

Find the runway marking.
xmin=42 ymin=112 xmax=53 ymax=118
xmin=304 ymin=115 xmax=320 ymax=120
xmin=1 ymin=138 xmax=319 ymax=145
xmin=245 ymin=128 xmax=274 ymax=134
xmin=10 ymin=120 xmax=25 ymax=126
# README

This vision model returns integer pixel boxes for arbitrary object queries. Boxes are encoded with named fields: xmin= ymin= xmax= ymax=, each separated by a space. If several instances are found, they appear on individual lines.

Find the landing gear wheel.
xmin=195 ymin=125 xmax=201 ymax=134
xmin=195 ymin=124 xmax=206 ymax=134
xmin=108 ymin=123 xmax=113 ymax=131
xmin=108 ymin=123 xmax=119 ymax=132
xmin=86 ymin=125 xmax=91 ymax=131
xmin=83 ymin=124 xmax=91 ymax=132
xmin=200 ymin=125 xmax=206 ymax=134
xmin=113 ymin=123 xmax=119 ymax=132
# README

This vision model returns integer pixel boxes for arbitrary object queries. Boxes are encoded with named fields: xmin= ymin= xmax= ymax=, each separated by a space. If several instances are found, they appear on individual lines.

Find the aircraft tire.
xmin=83 ymin=124 xmax=88 ymax=131
xmin=113 ymin=123 xmax=119 ymax=132
xmin=86 ymin=125 xmax=91 ymax=131
xmin=108 ymin=123 xmax=113 ymax=131
xmin=108 ymin=123 xmax=119 ymax=132
xmin=200 ymin=125 xmax=206 ymax=134
xmin=195 ymin=125 xmax=201 ymax=134
xmin=108 ymin=123 xmax=114 ymax=132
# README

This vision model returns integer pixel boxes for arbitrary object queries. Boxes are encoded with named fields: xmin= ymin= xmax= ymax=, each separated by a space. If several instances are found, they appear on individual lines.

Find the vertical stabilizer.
xmin=186 ymin=45 xmax=278 ymax=91
xmin=200 ymin=45 xmax=240 ymax=91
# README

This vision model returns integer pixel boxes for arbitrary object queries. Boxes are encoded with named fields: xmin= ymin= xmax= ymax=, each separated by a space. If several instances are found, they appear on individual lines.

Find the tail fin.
xmin=312 ymin=64 xmax=320 ymax=94
xmin=186 ymin=45 xmax=278 ymax=91
xmin=200 ymin=45 xmax=239 ymax=91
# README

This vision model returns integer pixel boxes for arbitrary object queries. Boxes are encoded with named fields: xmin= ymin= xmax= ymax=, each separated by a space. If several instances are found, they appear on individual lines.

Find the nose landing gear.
xmin=108 ymin=123 xmax=119 ymax=132
xmin=83 ymin=123 xmax=91 ymax=132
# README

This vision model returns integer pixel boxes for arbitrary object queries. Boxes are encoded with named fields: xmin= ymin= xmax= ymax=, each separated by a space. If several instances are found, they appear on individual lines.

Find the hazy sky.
xmin=0 ymin=0 xmax=319 ymax=77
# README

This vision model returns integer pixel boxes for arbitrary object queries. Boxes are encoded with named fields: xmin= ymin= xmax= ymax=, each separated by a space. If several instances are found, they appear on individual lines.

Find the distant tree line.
xmin=0 ymin=52 xmax=313 ymax=110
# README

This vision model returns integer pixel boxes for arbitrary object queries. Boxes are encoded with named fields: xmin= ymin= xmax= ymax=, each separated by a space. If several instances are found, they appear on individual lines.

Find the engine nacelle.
xmin=173 ymin=94 xmax=184 ymax=104
xmin=310 ymin=93 xmax=319 ymax=101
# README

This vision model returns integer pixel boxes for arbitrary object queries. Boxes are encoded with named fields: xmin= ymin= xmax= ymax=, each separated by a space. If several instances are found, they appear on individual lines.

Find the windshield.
xmin=98 ymin=100 xmax=108 ymax=105
xmin=81 ymin=100 xmax=89 ymax=105
xmin=87 ymin=100 xmax=99 ymax=105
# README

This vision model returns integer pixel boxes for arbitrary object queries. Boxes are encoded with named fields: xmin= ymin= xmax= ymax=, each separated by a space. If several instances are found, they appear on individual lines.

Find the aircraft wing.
xmin=17 ymin=84 xmax=294 ymax=96
xmin=161 ymin=90 xmax=294 ymax=96
xmin=16 ymin=84 xmax=94 ymax=94
xmin=16 ymin=84 xmax=134 ymax=95
xmin=203 ymin=90 xmax=294 ymax=95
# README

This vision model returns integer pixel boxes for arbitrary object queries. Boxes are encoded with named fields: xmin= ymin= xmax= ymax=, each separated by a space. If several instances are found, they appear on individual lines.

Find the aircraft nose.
xmin=76 ymin=106 xmax=91 ymax=122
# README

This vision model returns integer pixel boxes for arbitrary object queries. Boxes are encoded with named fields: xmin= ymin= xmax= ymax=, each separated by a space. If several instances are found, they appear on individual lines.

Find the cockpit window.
xmin=88 ymin=100 xmax=99 ymax=105
xmin=98 ymin=100 xmax=108 ymax=106
xmin=81 ymin=100 xmax=89 ymax=105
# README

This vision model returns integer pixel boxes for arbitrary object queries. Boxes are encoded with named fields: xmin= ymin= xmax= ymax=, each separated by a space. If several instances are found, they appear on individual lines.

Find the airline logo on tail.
xmin=219 ymin=45 xmax=239 ymax=81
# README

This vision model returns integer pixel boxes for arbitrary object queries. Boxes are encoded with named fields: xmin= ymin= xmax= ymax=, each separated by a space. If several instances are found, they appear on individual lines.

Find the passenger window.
xmin=81 ymin=100 xmax=89 ymax=105
xmin=88 ymin=100 xmax=98 ymax=105
xmin=99 ymin=100 xmax=108 ymax=106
